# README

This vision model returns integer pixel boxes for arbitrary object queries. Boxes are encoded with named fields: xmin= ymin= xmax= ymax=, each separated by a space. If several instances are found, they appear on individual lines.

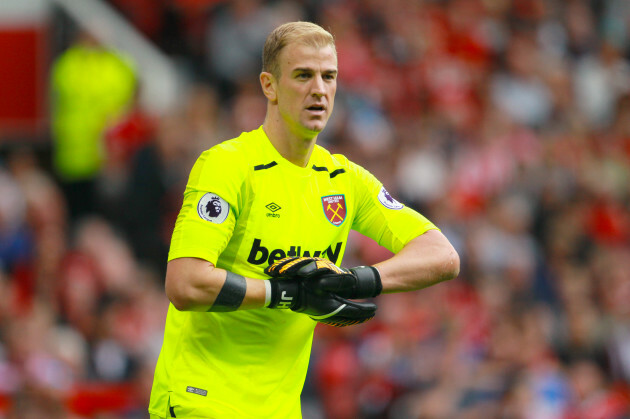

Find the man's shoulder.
xmin=313 ymin=146 xmax=379 ymax=192
xmin=189 ymin=130 xmax=264 ymax=191
xmin=202 ymin=129 xmax=263 ymax=162
xmin=314 ymin=145 xmax=364 ymax=174
xmin=212 ymin=129 xmax=261 ymax=152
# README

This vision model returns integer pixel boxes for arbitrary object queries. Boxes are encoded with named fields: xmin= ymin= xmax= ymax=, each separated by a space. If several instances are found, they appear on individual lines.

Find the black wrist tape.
xmin=208 ymin=271 xmax=247 ymax=312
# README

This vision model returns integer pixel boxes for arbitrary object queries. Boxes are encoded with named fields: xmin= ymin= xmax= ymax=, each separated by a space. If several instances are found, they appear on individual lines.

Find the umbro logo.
xmin=266 ymin=202 xmax=281 ymax=212
xmin=266 ymin=202 xmax=281 ymax=218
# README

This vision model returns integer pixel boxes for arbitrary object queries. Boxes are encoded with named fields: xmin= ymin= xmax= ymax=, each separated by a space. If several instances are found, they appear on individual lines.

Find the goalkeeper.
xmin=149 ymin=21 xmax=460 ymax=419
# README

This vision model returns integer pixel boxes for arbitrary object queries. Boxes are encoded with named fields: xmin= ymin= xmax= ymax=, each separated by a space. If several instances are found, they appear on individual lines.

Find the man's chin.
xmin=303 ymin=121 xmax=327 ymax=134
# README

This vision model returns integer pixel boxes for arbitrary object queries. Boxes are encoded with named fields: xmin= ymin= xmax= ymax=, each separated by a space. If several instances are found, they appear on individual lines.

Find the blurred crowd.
xmin=1 ymin=0 xmax=630 ymax=418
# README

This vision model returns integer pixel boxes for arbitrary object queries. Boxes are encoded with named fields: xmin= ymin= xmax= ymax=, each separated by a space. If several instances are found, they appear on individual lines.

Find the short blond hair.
xmin=262 ymin=21 xmax=336 ymax=78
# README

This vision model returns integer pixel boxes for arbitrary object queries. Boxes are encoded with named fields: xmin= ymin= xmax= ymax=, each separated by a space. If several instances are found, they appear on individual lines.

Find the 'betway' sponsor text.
xmin=247 ymin=239 xmax=343 ymax=265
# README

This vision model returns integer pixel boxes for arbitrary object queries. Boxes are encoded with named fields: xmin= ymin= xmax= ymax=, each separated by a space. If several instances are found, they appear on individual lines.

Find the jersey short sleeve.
xmin=168 ymin=142 xmax=247 ymax=265
xmin=345 ymin=157 xmax=438 ymax=253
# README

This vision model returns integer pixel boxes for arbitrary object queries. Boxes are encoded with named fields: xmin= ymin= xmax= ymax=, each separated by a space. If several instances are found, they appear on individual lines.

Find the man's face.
xmin=274 ymin=43 xmax=337 ymax=137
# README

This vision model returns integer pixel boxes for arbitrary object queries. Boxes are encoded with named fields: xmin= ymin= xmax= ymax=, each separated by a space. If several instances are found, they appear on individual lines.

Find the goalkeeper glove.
xmin=263 ymin=262 xmax=377 ymax=327
xmin=265 ymin=256 xmax=382 ymax=299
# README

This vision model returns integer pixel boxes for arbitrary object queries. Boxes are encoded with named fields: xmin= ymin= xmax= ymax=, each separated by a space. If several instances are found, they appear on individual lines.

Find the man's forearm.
xmin=165 ymin=257 xmax=266 ymax=312
xmin=374 ymin=229 xmax=460 ymax=293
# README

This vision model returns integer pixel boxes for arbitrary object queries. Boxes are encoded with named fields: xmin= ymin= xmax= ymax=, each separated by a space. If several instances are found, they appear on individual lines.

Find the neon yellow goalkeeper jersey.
xmin=149 ymin=127 xmax=437 ymax=418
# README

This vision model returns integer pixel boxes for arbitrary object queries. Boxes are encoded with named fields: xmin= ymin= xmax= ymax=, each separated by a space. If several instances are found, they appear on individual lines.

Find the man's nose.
xmin=311 ymin=75 xmax=326 ymax=96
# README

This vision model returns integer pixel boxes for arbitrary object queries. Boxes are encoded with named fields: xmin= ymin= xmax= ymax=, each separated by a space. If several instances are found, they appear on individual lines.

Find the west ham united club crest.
xmin=322 ymin=195 xmax=346 ymax=226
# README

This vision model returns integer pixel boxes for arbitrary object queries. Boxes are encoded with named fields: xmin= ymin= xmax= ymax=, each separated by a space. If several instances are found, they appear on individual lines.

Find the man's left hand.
xmin=265 ymin=256 xmax=382 ymax=299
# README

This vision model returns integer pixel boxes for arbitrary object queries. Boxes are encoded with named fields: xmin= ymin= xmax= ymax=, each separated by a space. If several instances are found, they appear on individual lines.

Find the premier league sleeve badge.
xmin=198 ymin=193 xmax=230 ymax=224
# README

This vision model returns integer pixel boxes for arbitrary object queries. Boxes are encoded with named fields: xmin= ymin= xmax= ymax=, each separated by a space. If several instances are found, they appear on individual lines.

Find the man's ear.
xmin=260 ymin=72 xmax=277 ymax=103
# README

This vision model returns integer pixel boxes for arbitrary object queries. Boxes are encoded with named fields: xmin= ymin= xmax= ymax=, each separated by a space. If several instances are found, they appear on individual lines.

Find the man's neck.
xmin=262 ymin=116 xmax=317 ymax=168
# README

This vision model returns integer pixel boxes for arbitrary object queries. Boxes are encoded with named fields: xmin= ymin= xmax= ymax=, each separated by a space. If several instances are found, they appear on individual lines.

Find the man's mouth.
xmin=307 ymin=105 xmax=325 ymax=112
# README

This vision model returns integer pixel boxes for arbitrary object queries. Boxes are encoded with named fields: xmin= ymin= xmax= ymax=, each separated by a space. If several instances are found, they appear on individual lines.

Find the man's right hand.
xmin=264 ymin=272 xmax=377 ymax=327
